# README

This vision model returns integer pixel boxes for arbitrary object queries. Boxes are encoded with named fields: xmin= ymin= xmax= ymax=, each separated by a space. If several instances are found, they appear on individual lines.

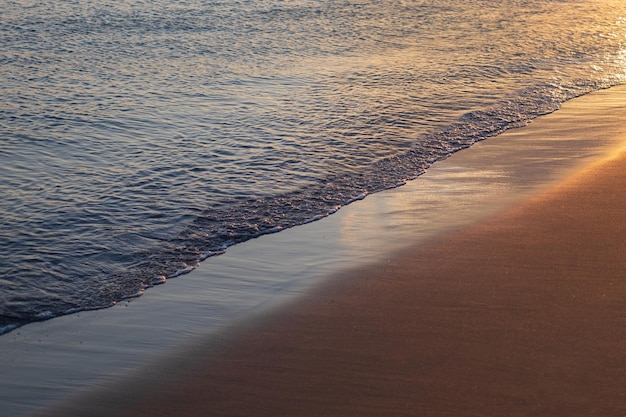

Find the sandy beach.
xmin=5 ymin=2 xmax=626 ymax=415
xmin=29 ymin=88 xmax=626 ymax=417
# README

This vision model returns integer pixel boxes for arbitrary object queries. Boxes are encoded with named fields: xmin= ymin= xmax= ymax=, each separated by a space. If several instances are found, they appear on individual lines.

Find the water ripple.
xmin=1 ymin=0 xmax=625 ymax=333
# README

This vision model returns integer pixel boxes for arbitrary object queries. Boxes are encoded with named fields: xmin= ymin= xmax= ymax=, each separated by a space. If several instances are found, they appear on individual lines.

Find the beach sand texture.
xmin=33 ymin=88 xmax=626 ymax=417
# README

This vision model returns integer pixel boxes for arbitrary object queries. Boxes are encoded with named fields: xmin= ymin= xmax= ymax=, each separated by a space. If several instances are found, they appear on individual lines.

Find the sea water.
xmin=1 ymin=0 xmax=626 ymax=334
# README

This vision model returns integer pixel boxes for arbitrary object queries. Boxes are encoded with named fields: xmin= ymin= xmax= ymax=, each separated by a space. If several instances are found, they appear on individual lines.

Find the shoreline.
xmin=180 ymin=150 xmax=618 ymax=416
xmin=38 ymin=126 xmax=626 ymax=416
xmin=3 ymin=85 xmax=625 ymax=416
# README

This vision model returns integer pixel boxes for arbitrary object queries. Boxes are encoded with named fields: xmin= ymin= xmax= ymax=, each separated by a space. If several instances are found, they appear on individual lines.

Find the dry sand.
xmin=35 ymin=89 xmax=626 ymax=416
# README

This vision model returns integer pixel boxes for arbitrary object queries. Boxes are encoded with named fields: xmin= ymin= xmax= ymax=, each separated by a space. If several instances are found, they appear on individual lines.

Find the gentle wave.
xmin=1 ymin=0 xmax=625 ymax=334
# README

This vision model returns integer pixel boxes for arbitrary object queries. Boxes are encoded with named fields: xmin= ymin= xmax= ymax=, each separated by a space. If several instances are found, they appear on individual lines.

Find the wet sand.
xmin=35 ymin=91 xmax=626 ymax=416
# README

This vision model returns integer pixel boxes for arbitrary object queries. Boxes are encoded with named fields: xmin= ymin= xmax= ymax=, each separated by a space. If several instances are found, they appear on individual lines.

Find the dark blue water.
xmin=1 ymin=0 xmax=625 ymax=334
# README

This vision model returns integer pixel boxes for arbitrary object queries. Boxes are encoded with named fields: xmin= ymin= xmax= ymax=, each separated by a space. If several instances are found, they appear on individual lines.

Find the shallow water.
xmin=1 ymin=0 xmax=626 ymax=333
xmin=2 ymin=83 xmax=626 ymax=417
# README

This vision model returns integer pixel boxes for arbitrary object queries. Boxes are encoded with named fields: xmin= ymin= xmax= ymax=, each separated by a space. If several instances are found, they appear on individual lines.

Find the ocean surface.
xmin=1 ymin=0 xmax=625 ymax=335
